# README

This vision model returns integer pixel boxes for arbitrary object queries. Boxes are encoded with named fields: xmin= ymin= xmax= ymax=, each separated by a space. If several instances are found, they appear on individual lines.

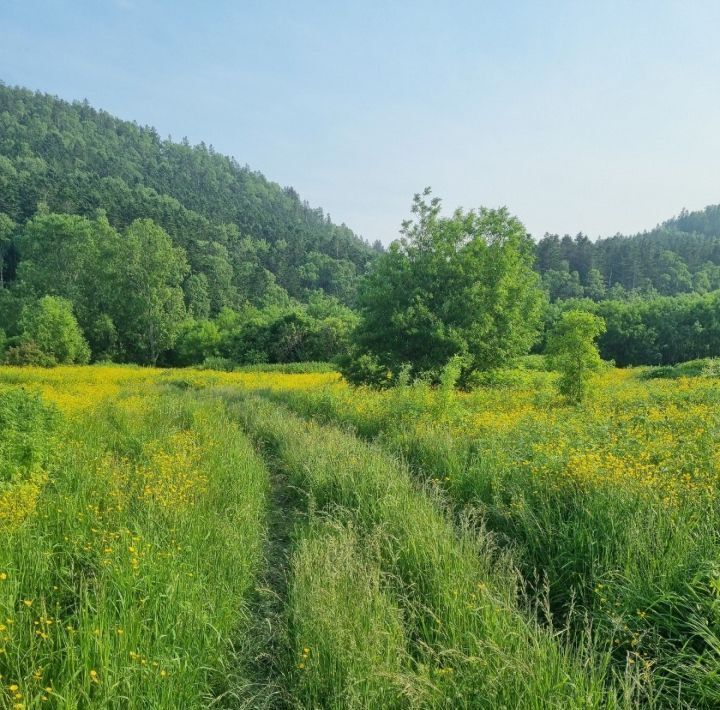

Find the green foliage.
xmin=212 ymin=300 xmax=356 ymax=367
xmin=174 ymin=320 xmax=221 ymax=366
xmin=536 ymin=206 xmax=720 ymax=301
xmin=199 ymin=355 xmax=235 ymax=372
xmin=339 ymin=351 xmax=389 ymax=387
xmin=544 ymin=291 xmax=720 ymax=366
xmin=345 ymin=189 xmax=544 ymax=385
xmin=11 ymin=212 xmax=188 ymax=364
xmin=16 ymin=296 xmax=90 ymax=365
xmin=701 ymin=358 xmax=720 ymax=377
xmin=232 ymin=361 xmax=336 ymax=374
xmin=4 ymin=339 xmax=56 ymax=367
xmin=0 ymin=83 xmax=375 ymax=307
xmin=87 ymin=313 xmax=118 ymax=362
xmin=111 ymin=219 xmax=189 ymax=364
xmin=546 ymin=310 xmax=606 ymax=403
xmin=0 ymin=387 xmax=56 ymax=483
xmin=0 ymin=212 xmax=14 ymax=288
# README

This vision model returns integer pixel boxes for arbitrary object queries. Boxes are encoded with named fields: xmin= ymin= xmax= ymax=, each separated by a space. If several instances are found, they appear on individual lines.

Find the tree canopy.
xmin=343 ymin=190 xmax=545 ymax=384
xmin=536 ymin=206 xmax=720 ymax=302
xmin=0 ymin=82 xmax=376 ymax=308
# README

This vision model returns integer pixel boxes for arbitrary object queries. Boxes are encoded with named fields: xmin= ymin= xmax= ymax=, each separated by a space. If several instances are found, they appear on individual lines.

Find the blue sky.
xmin=2 ymin=0 xmax=720 ymax=244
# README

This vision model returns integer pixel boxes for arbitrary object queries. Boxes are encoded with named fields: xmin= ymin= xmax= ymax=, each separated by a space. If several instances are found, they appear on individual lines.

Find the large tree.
xmin=343 ymin=189 xmax=545 ymax=385
xmin=111 ymin=219 xmax=189 ymax=364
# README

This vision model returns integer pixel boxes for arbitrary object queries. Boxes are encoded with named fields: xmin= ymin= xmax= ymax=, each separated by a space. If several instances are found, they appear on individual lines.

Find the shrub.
xmin=4 ymin=340 xmax=57 ymax=367
xmin=200 ymin=356 xmax=235 ymax=372
xmin=17 ymin=296 xmax=90 ymax=365
xmin=0 ymin=387 xmax=56 ymax=483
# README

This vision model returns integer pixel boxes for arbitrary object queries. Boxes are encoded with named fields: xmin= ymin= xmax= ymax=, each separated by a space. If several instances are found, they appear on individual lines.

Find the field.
xmin=1 ymin=363 xmax=719 ymax=708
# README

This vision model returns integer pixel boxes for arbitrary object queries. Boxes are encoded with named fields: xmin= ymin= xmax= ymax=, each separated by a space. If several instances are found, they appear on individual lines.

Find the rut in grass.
xmin=220 ymin=390 xmax=635 ymax=709
xmin=219 ymin=439 xmax=303 ymax=709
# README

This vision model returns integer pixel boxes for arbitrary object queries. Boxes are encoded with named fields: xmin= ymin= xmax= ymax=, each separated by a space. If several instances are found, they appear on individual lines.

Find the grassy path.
xmin=260 ymin=384 xmax=718 ymax=707
xmin=224 ymin=444 xmax=302 ymax=709
xmin=221 ymin=390 xmax=629 ymax=708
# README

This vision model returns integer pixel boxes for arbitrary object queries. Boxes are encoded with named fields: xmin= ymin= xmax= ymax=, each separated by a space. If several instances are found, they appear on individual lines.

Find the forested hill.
xmin=0 ymin=82 xmax=378 ymax=306
xmin=536 ymin=205 xmax=720 ymax=301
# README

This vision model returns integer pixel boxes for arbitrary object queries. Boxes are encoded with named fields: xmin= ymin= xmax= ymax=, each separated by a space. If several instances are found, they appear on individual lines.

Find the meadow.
xmin=0 ymin=362 xmax=719 ymax=707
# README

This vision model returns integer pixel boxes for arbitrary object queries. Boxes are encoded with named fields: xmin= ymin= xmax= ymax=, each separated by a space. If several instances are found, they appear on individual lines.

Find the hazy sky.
xmin=2 ymin=0 xmax=720 ymax=244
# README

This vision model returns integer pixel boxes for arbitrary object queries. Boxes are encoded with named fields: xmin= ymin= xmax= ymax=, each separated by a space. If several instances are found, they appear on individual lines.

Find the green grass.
xmin=261 ymin=371 xmax=720 ymax=707
xmin=3 ymin=364 xmax=717 ymax=707
xmin=223 ymin=391 xmax=632 ymax=708
xmin=0 ymin=385 xmax=268 ymax=708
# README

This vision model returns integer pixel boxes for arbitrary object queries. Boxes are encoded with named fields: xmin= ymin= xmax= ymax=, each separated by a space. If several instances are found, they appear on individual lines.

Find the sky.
xmin=2 ymin=0 xmax=720 ymax=244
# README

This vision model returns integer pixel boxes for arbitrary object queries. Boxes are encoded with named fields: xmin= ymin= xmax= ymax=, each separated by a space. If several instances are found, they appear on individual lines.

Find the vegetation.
xmin=1 ymin=81 xmax=720 ymax=707
xmin=536 ymin=205 xmax=720 ymax=300
xmin=342 ymin=189 xmax=544 ymax=385
xmin=546 ymin=309 xmax=606 ymax=402
xmin=543 ymin=291 xmax=720 ymax=366
xmin=0 ymin=83 xmax=377 ymax=307
xmin=13 ymin=296 xmax=90 ymax=365
xmin=3 ymin=363 xmax=720 ymax=706
xmin=0 ymin=367 xmax=268 ymax=707
xmin=252 ymin=362 xmax=720 ymax=708
xmin=4 ymin=84 xmax=720 ymax=369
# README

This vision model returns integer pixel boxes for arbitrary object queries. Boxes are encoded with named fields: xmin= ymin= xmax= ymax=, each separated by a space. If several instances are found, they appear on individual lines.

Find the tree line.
xmin=536 ymin=206 xmax=720 ymax=301
xmin=2 ymin=82 xmax=720 ymax=375
xmin=0 ymin=82 xmax=380 ymax=310
xmin=0 ymin=210 xmax=357 ymax=366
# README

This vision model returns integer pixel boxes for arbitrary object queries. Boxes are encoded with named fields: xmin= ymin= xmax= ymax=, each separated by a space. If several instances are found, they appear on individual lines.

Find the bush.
xmin=339 ymin=352 xmax=390 ymax=387
xmin=17 ymin=296 xmax=90 ymax=365
xmin=0 ymin=387 xmax=57 ymax=483
xmin=174 ymin=319 xmax=221 ymax=366
xmin=199 ymin=356 xmax=235 ymax=372
xmin=4 ymin=340 xmax=57 ymax=367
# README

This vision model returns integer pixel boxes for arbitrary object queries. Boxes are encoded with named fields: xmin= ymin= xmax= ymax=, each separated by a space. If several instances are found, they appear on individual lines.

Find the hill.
xmin=536 ymin=205 xmax=720 ymax=300
xmin=0 ymin=82 xmax=378 ymax=307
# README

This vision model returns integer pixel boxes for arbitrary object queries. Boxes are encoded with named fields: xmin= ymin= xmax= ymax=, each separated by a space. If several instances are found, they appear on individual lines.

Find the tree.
xmin=15 ymin=212 xmax=103 ymax=314
xmin=110 ymin=219 xmax=189 ymax=364
xmin=343 ymin=189 xmax=545 ymax=385
xmin=0 ymin=213 xmax=14 ymax=288
xmin=184 ymin=273 xmax=212 ymax=319
xmin=584 ymin=268 xmax=607 ymax=301
xmin=15 ymin=296 xmax=90 ymax=365
xmin=546 ymin=310 xmax=605 ymax=403
xmin=542 ymin=266 xmax=584 ymax=301
xmin=14 ymin=211 xmax=119 ymax=355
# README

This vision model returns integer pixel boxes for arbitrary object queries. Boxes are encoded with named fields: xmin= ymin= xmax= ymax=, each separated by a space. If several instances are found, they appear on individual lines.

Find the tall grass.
xmin=287 ymin=520 xmax=415 ymax=708
xmin=261 ymin=369 xmax=720 ymax=707
xmin=224 ymin=391 xmax=632 ymax=708
xmin=0 ymin=384 xmax=268 ymax=708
